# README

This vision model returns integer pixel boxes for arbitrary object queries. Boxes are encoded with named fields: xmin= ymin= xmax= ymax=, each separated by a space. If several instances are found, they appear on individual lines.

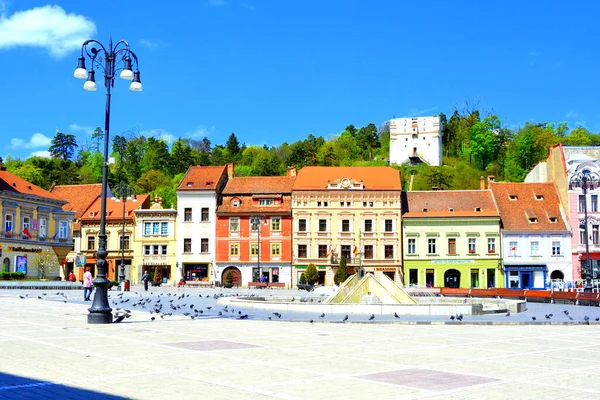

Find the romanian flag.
xmin=5 ymin=225 xmax=11 ymax=237
xmin=23 ymin=228 xmax=32 ymax=239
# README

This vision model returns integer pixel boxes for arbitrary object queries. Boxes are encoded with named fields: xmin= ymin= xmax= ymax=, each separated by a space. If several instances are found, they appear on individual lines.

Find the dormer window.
xmin=529 ymin=218 xmax=538 ymax=223
xmin=535 ymin=195 xmax=544 ymax=200
xmin=232 ymin=199 xmax=240 ymax=207
xmin=89 ymin=212 xmax=94 ymax=217
xmin=509 ymin=195 xmax=518 ymax=200
xmin=549 ymin=217 xmax=558 ymax=223
xmin=186 ymin=182 xmax=192 ymax=187
xmin=422 ymin=208 xmax=428 ymax=212
xmin=259 ymin=199 xmax=274 ymax=206
xmin=474 ymin=207 xmax=481 ymax=212
xmin=449 ymin=208 xmax=454 ymax=212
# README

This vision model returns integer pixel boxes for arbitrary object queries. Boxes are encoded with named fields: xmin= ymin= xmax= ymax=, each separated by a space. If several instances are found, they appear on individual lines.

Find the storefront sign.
xmin=374 ymin=267 xmax=396 ymax=272
xmin=431 ymin=260 xmax=474 ymax=264
xmin=273 ymin=268 xmax=279 ymax=276
xmin=15 ymin=255 xmax=27 ymax=274
xmin=8 ymin=246 xmax=42 ymax=253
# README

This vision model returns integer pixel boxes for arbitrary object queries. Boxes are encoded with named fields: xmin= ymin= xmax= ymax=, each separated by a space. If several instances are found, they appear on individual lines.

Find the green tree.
xmin=466 ymin=115 xmax=501 ymax=170
xmin=91 ymin=127 xmax=104 ymax=152
xmin=142 ymin=137 xmax=170 ymax=173
xmin=304 ymin=263 xmax=319 ymax=285
xmin=425 ymin=166 xmax=454 ymax=190
xmin=251 ymin=151 xmax=282 ymax=176
xmin=32 ymin=250 xmax=60 ymax=279
xmin=334 ymin=256 xmax=348 ymax=285
xmin=170 ymin=138 xmax=195 ymax=175
xmin=49 ymin=130 xmax=78 ymax=161
xmin=225 ymin=132 xmax=241 ymax=162
xmin=136 ymin=169 xmax=171 ymax=193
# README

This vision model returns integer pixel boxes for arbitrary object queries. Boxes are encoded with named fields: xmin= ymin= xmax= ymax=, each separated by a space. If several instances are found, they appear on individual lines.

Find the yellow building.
xmin=0 ymin=166 xmax=74 ymax=277
xmin=292 ymin=166 xmax=403 ymax=286
xmin=133 ymin=196 xmax=177 ymax=285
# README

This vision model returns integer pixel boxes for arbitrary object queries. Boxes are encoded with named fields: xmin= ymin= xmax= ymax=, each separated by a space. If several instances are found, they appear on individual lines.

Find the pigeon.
xmin=532 ymin=316 xmax=536 ymax=321
xmin=584 ymin=315 xmax=590 ymax=325
xmin=505 ymin=311 xmax=510 ymax=317
xmin=319 ymin=313 xmax=325 ymax=319
xmin=151 ymin=317 xmax=155 ymax=321
xmin=456 ymin=314 xmax=463 ymax=321
xmin=291 ymin=297 xmax=295 ymax=302
xmin=239 ymin=314 xmax=248 ymax=319
xmin=545 ymin=314 xmax=551 ymax=320
xmin=563 ymin=310 xmax=569 ymax=315
xmin=19 ymin=295 xmax=24 ymax=299
xmin=309 ymin=319 xmax=314 ymax=323
xmin=343 ymin=315 xmax=348 ymax=322
xmin=114 ymin=315 xmax=126 ymax=323
xmin=218 ymin=311 xmax=222 ymax=316
xmin=595 ymin=317 xmax=600 ymax=322
xmin=450 ymin=315 xmax=455 ymax=320
xmin=368 ymin=314 xmax=375 ymax=321
xmin=37 ymin=296 xmax=42 ymax=300
xmin=394 ymin=312 xmax=400 ymax=319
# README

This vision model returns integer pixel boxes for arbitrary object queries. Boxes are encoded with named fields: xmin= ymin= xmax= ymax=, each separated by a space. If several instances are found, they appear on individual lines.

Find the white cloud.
xmin=0 ymin=5 xmax=96 ymax=58
xmin=29 ymin=150 xmax=51 ymax=158
xmin=68 ymin=123 xmax=95 ymax=136
xmin=406 ymin=106 xmax=439 ymax=117
xmin=10 ymin=132 xmax=52 ymax=149
xmin=186 ymin=126 xmax=217 ymax=139
xmin=139 ymin=39 xmax=166 ymax=50
xmin=564 ymin=110 xmax=581 ymax=120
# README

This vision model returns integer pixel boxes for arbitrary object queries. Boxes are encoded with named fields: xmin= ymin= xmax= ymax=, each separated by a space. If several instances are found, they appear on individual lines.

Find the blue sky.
xmin=1 ymin=0 xmax=599 ymax=160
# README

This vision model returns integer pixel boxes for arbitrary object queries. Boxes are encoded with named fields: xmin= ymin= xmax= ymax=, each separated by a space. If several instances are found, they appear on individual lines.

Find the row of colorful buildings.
xmin=0 ymin=145 xmax=597 ymax=290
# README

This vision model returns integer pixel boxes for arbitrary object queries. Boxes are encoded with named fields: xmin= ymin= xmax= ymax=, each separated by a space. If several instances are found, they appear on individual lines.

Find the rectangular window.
xmin=4 ymin=214 xmax=13 ymax=235
xmin=144 ymin=222 xmax=151 ymax=235
xmin=341 ymin=245 xmax=351 ymax=260
xmin=364 ymin=219 xmax=373 ymax=232
xmin=341 ymin=219 xmax=350 ymax=232
xmin=153 ymin=222 xmax=160 ymax=235
xmin=184 ymin=207 xmax=192 ymax=222
xmin=59 ymin=221 xmax=68 ymax=239
xmin=39 ymin=218 xmax=47 ymax=238
xmin=580 ymin=229 xmax=586 ymax=245
xmin=183 ymin=238 xmax=191 ymax=253
xmin=144 ymin=245 xmax=151 ymax=255
xmin=259 ymin=199 xmax=274 ymax=206
xmin=384 ymin=219 xmax=393 ymax=232
xmin=271 ymin=217 xmax=281 ymax=231
xmin=161 ymin=245 xmax=168 ymax=255
xmin=384 ymin=245 xmax=394 ymax=259
xmin=230 ymin=244 xmax=239 ymax=256
xmin=509 ymin=241 xmax=518 ymax=254
xmin=229 ymin=217 xmax=240 ymax=232
xmin=87 ymin=235 xmax=95 ymax=250
xmin=251 ymin=243 xmax=259 ymax=256
xmin=23 ymin=216 xmax=30 ymax=231
xmin=297 ymin=244 xmax=307 ymax=258
xmin=161 ymin=222 xmax=168 ymax=235
xmin=593 ymin=195 xmax=599 ymax=212
xmin=530 ymin=241 xmax=540 ymax=256
xmin=201 ymin=238 xmax=209 ymax=253
xmin=120 ymin=235 xmax=130 ymax=251
xmin=552 ymin=241 xmax=561 ymax=256
xmin=448 ymin=238 xmax=456 ymax=255
xmin=594 ymin=225 xmax=600 ymax=245
xmin=318 ymin=245 xmax=328 ymax=258
xmin=318 ymin=219 xmax=327 ymax=232
xmin=364 ymin=245 xmax=374 ymax=259
xmin=468 ymin=238 xmax=476 ymax=254
xmin=250 ymin=216 xmax=260 ymax=232
xmin=271 ymin=243 xmax=281 ymax=256
xmin=488 ymin=238 xmax=496 ymax=254
xmin=408 ymin=238 xmax=416 ymax=254
xmin=579 ymin=195 xmax=586 ymax=213
xmin=152 ymin=244 xmax=159 ymax=255
xmin=201 ymin=207 xmax=209 ymax=222
xmin=428 ymin=238 xmax=436 ymax=254
xmin=298 ymin=219 xmax=307 ymax=232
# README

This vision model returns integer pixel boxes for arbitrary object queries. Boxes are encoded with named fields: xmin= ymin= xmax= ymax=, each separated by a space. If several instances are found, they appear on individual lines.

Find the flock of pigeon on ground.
xmin=15 ymin=291 xmax=600 ymax=324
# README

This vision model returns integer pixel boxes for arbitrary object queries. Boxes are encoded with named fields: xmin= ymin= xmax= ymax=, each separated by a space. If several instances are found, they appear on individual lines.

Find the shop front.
xmin=504 ymin=265 xmax=547 ymax=289
xmin=294 ymin=265 xmax=327 ymax=286
xmin=404 ymin=259 xmax=503 ymax=289
xmin=184 ymin=263 xmax=210 ymax=282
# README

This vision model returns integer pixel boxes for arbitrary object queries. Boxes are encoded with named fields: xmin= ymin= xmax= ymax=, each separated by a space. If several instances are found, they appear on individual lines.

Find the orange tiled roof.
xmin=177 ymin=165 xmax=227 ymax=190
xmin=51 ymin=184 xmax=103 ymax=218
xmin=0 ymin=170 xmax=62 ymax=201
xmin=218 ymin=194 xmax=292 ymax=214
xmin=403 ymin=190 xmax=499 ymax=218
xmin=293 ymin=166 xmax=401 ymax=190
xmin=222 ymin=176 xmax=296 ymax=195
xmin=79 ymin=194 xmax=150 ymax=223
xmin=490 ymin=182 xmax=568 ymax=231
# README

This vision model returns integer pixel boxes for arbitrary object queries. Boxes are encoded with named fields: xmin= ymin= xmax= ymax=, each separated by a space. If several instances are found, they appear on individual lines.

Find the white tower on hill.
xmin=389 ymin=116 xmax=442 ymax=166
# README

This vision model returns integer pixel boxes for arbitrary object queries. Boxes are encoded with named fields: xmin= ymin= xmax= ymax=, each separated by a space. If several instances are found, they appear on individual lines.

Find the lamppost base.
xmin=88 ymin=312 xmax=113 ymax=324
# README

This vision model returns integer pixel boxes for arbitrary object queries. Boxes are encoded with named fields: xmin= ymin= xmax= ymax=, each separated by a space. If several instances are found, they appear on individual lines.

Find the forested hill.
xmin=5 ymin=107 xmax=600 ymax=208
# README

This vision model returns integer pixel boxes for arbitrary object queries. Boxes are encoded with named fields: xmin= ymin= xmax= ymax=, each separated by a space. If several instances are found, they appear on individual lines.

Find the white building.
xmin=389 ymin=116 xmax=442 ymax=166
xmin=176 ymin=164 xmax=229 ymax=284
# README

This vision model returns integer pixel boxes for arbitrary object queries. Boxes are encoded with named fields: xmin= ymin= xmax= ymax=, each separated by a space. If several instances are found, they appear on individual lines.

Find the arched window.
xmin=3 ymin=257 xmax=9 ymax=273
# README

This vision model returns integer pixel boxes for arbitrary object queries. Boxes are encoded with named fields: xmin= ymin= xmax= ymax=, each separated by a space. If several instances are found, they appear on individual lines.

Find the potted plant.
xmin=223 ymin=270 xmax=234 ymax=288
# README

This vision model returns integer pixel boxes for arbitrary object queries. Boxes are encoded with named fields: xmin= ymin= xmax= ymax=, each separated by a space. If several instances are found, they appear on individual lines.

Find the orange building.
xmin=215 ymin=168 xmax=296 ymax=287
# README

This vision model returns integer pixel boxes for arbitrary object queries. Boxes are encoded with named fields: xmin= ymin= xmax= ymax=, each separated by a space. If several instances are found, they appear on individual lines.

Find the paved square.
xmin=163 ymin=339 xmax=260 ymax=351
xmin=360 ymin=368 xmax=498 ymax=390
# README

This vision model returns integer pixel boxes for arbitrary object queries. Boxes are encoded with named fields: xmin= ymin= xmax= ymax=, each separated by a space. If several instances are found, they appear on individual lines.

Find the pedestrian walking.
xmin=83 ymin=267 xmax=93 ymax=301
xmin=142 ymin=270 xmax=150 ymax=291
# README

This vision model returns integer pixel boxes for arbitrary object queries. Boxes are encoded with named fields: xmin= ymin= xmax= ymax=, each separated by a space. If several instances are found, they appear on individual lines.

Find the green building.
xmin=402 ymin=190 xmax=503 ymax=289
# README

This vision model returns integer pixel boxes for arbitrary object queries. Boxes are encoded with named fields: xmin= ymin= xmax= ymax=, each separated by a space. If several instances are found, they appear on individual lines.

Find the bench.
xmin=247 ymin=282 xmax=268 ymax=289
xmin=184 ymin=281 xmax=214 ymax=288
xmin=267 ymin=282 xmax=285 ymax=288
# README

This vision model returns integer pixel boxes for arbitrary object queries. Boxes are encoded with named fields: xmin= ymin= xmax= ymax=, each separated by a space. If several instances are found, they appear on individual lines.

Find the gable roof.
xmin=403 ymin=190 xmax=499 ymax=218
xmin=0 ymin=170 xmax=62 ymax=202
xmin=51 ymin=184 xmax=103 ymax=218
xmin=490 ymin=182 xmax=568 ymax=231
xmin=293 ymin=166 xmax=401 ymax=190
xmin=177 ymin=165 xmax=227 ymax=191
xmin=222 ymin=176 xmax=296 ymax=195
xmin=79 ymin=194 xmax=151 ymax=223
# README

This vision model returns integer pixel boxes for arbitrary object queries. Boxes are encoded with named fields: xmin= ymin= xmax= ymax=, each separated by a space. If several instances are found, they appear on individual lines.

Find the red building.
xmin=216 ymin=167 xmax=296 ymax=287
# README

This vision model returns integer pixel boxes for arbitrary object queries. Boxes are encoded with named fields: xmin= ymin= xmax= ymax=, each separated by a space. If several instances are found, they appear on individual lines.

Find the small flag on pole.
xmin=22 ymin=228 xmax=32 ymax=239
xmin=353 ymin=246 xmax=359 ymax=255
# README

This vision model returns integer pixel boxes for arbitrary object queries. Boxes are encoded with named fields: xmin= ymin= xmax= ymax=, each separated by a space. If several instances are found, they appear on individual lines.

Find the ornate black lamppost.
xmin=112 ymin=183 xmax=136 ymax=286
xmin=570 ymin=168 xmax=600 ymax=291
xmin=73 ymin=39 xmax=142 ymax=324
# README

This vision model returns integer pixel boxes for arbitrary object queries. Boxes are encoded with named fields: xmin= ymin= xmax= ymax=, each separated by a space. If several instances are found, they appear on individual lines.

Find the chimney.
xmin=488 ymin=175 xmax=495 ymax=186
xmin=286 ymin=166 xmax=297 ymax=177
xmin=480 ymin=176 xmax=485 ymax=190
xmin=0 ymin=157 xmax=5 ymax=171
xmin=226 ymin=163 xmax=234 ymax=178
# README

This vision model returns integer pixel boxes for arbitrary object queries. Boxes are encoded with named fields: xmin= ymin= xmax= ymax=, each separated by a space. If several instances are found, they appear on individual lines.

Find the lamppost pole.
xmin=73 ymin=38 xmax=142 ymax=324
xmin=570 ymin=168 xmax=600 ymax=291
xmin=114 ymin=184 xmax=135 ymax=286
